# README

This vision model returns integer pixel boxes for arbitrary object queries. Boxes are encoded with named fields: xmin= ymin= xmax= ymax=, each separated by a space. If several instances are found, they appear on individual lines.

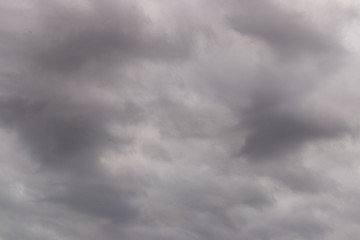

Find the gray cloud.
xmin=0 ymin=0 xmax=359 ymax=240
xmin=225 ymin=0 xmax=343 ymax=59
xmin=0 ymin=0 xmax=199 ymax=171
xmin=46 ymin=175 xmax=141 ymax=223
xmin=32 ymin=1 xmax=193 ymax=73
xmin=0 ymin=95 xmax=137 ymax=170
xmin=240 ymin=105 xmax=347 ymax=162
xmin=0 ymin=0 xmax=199 ymax=233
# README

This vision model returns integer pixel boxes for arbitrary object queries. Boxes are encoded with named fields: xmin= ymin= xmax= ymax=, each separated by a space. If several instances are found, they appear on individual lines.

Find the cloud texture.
xmin=0 ymin=0 xmax=360 ymax=239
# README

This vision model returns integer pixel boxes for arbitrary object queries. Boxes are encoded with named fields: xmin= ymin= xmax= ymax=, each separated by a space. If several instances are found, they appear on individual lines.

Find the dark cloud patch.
xmin=31 ymin=0 xmax=195 ymax=74
xmin=240 ymin=106 xmax=347 ymax=162
xmin=0 ymin=0 xmax=358 ymax=240
xmin=0 ymin=0 xmax=189 ymax=232
xmin=0 ymin=95 xmax=136 ymax=170
xmin=0 ymin=0 xmax=197 ymax=171
xmin=272 ymin=167 xmax=334 ymax=193
xmin=193 ymin=55 xmax=348 ymax=163
xmin=225 ymin=0 xmax=343 ymax=59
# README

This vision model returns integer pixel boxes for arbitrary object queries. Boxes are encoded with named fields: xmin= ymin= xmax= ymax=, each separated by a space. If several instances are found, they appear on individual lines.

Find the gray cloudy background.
xmin=0 ymin=0 xmax=360 ymax=239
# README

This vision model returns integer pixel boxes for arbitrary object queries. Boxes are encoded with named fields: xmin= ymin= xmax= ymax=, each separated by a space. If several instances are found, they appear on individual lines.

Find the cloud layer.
xmin=0 ymin=0 xmax=360 ymax=239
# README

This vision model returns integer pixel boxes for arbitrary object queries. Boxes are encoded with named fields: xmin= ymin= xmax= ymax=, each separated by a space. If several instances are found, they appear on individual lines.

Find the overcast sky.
xmin=1 ymin=0 xmax=360 ymax=239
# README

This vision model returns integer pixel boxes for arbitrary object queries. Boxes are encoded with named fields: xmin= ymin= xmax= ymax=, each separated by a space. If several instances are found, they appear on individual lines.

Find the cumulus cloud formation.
xmin=0 ymin=0 xmax=360 ymax=239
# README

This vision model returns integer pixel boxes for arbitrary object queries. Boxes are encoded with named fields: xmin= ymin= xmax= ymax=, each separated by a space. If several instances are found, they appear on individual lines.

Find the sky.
xmin=0 ymin=0 xmax=360 ymax=239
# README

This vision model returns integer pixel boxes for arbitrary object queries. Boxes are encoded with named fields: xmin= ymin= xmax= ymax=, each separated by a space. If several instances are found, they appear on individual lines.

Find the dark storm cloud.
xmin=0 ymin=0 xmax=358 ymax=240
xmin=0 ymin=91 xmax=143 ymax=224
xmin=240 ymin=106 xmax=347 ymax=162
xmin=225 ymin=0 xmax=343 ymax=58
xmin=235 ymin=56 xmax=348 ymax=163
xmin=270 ymin=166 xmax=334 ymax=193
xmin=194 ymin=60 xmax=349 ymax=162
xmin=0 ymin=94 xmax=136 ymax=170
xmin=189 ymin=0 xmax=350 ymax=163
xmin=32 ymin=0 xmax=194 ymax=73
xmin=0 ymin=0 xmax=200 ymax=231
xmin=0 ymin=0 xmax=197 ymax=170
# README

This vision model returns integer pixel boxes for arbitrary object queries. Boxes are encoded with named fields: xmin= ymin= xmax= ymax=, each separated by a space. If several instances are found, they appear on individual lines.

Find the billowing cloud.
xmin=0 ymin=0 xmax=360 ymax=240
